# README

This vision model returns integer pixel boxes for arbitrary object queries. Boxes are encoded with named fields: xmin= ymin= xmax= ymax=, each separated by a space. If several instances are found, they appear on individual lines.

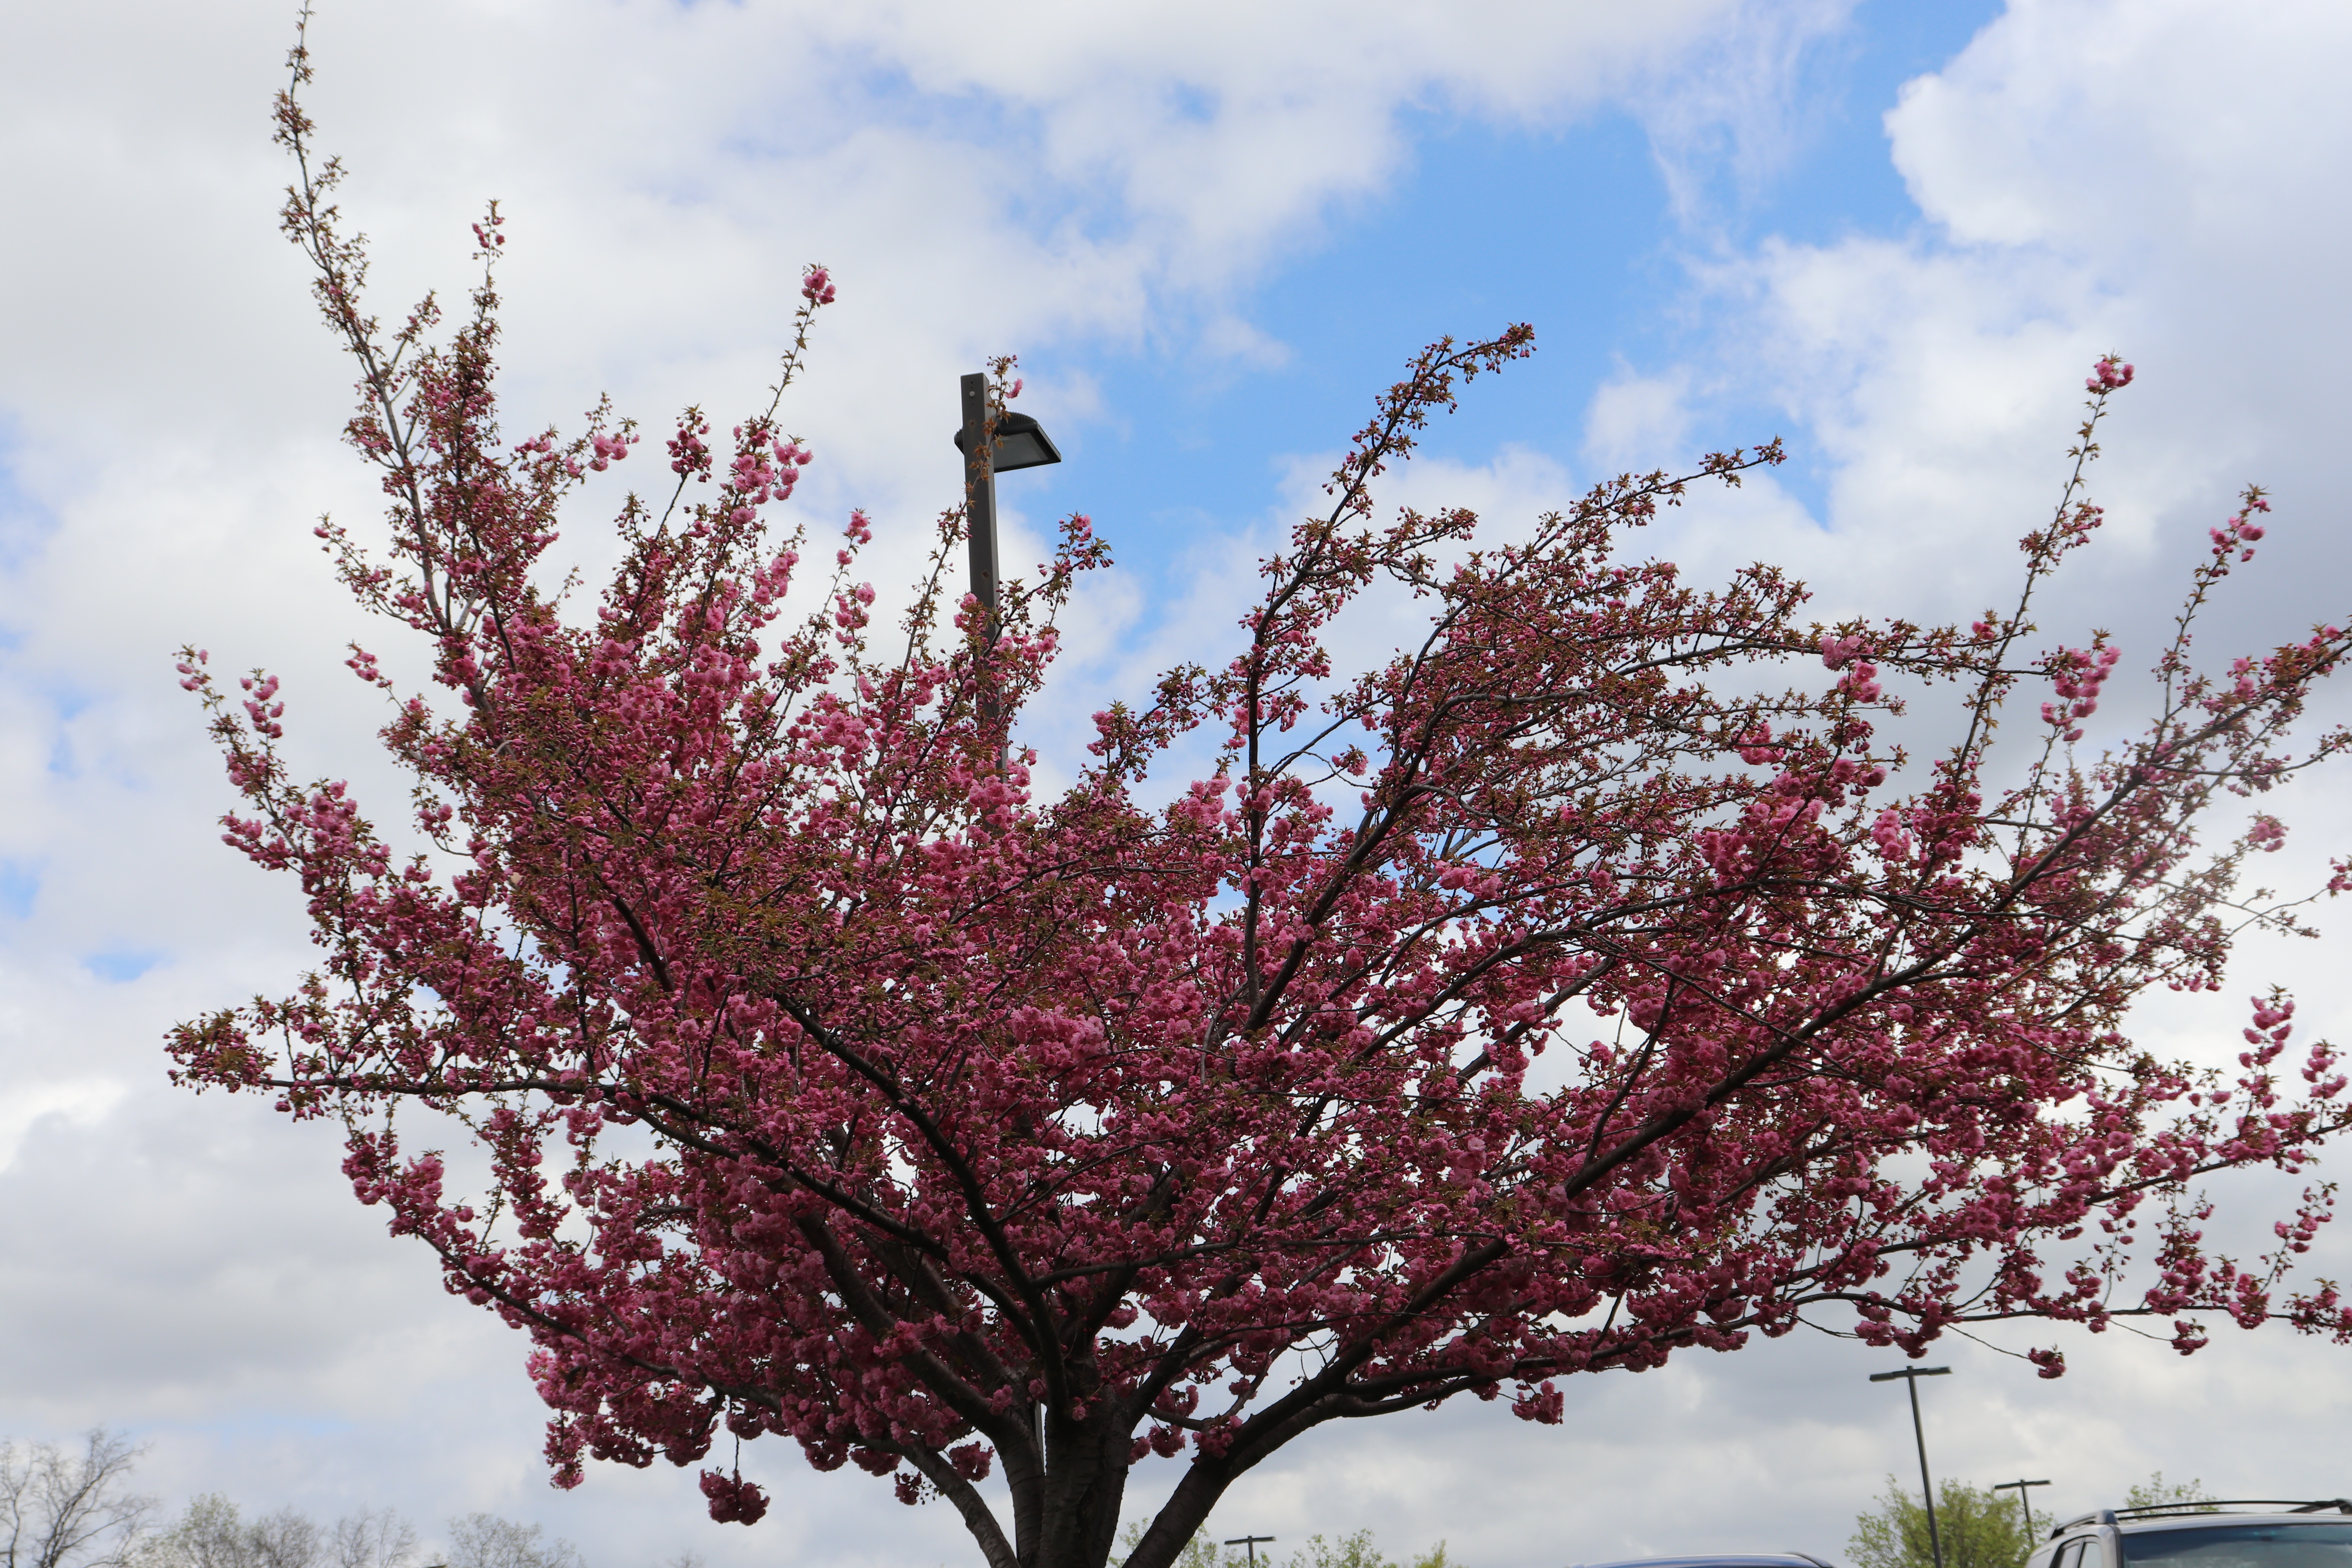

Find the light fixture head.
xmin=953 ymin=410 xmax=1062 ymax=472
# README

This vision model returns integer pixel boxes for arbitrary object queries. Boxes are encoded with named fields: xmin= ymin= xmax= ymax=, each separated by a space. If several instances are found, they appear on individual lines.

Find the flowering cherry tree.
xmin=172 ymin=29 xmax=2352 ymax=1568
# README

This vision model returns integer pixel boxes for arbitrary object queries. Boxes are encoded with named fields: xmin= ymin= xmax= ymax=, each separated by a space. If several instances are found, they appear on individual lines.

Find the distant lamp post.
xmin=1871 ymin=1366 xmax=1953 ymax=1568
xmin=1995 ymin=1479 xmax=2053 ymax=1544
xmin=953 ymin=373 xmax=1063 ymax=628
xmin=1224 ymin=1537 xmax=1276 ymax=1567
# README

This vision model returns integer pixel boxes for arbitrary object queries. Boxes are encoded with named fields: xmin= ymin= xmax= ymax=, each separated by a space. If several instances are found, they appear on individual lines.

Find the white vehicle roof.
xmin=2052 ymin=1504 xmax=2352 ymax=1539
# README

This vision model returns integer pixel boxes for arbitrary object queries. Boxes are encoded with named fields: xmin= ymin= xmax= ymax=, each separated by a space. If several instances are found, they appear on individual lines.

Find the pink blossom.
xmin=2087 ymin=354 xmax=2135 ymax=393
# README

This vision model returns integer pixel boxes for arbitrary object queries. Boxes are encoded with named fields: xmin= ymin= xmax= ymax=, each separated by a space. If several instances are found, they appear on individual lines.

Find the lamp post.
xmin=954 ymin=371 xmax=1063 ymax=633
xmin=1995 ymin=1480 xmax=2052 ymax=1547
xmin=954 ymin=372 xmax=1061 ymax=769
xmin=1871 ymin=1366 xmax=1953 ymax=1568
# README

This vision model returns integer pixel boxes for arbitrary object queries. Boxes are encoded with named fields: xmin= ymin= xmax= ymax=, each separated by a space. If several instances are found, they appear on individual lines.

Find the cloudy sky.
xmin=7 ymin=2 xmax=2352 ymax=1567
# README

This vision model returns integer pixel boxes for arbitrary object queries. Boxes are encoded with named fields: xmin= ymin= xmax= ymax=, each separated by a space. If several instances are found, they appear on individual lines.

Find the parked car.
xmin=2031 ymin=1501 xmax=2352 ymax=1568
xmin=1572 ymin=1555 xmax=1837 ymax=1568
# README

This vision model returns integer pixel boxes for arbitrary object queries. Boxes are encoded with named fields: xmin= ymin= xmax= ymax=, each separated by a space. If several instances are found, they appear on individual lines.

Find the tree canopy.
xmin=1850 ymin=1472 xmax=2218 ymax=1568
xmin=1850 ymin=1478 xmax=2046 ymax=1568
xmin=2122 ymin=1476 xmax=2218 ymax=1516
xmin=170 ymin=23 xmax=2352 ymax=1568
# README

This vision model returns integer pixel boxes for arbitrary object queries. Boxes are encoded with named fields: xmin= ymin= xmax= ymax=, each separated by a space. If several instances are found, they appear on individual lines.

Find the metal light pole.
xmin=954 ymin=372 xmax=1062 ymax=636
xmin=1994 ymin=1480 xmax=2052 ymax=1550
xmin=1225 ymin=1537 xmax=1276 ymax=1567
xmin=954 ymin=373 xmax=1061 ymax=767
xmin=1871 ymin=1366 xmax=1953 ymax=1568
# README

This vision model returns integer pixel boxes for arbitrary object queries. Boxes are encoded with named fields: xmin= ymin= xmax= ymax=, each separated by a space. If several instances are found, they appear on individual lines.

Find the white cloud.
xmin=1630 ymin=0 xmax=1860 ymax=221
xmin=1708 ymin=0 xmax=2352 ymax=643
xmin=1584 ymin=366 xmax=1693 ymax=470
xmin=1199 ymin=315 xmax=1294 ymax=371
xmin=0 ymin=1074 xmax=125 ymax=1173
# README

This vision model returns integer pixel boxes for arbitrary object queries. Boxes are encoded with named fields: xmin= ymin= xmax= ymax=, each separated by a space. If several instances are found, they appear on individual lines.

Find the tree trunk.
xmin=1026 ymin=1412 xmax=1136 ymax=1568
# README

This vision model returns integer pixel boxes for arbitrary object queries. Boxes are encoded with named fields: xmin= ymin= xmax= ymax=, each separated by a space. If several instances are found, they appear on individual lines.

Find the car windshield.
xmin=2121 ymin=1525 xmax=2352 ymax=1568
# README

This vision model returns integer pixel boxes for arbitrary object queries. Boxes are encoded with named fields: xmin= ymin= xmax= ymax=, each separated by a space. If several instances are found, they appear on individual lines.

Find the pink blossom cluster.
xmin=2212 ymin=497 xmax=2269 ymax=564
xmin=725 ymin=430 xmax=812 ymax=521
xmin=698 ymin=1469 xmax=768 ymax=1525
xmin=2040 ymin=642 xmax=2120 ymax=740
xmin=588 ymin=430 xmax=635 ymax=472
xmin=668 ymin=417 xmax=711 ymax=479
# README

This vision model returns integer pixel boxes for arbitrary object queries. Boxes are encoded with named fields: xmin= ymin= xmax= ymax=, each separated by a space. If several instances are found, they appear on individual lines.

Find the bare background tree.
xmin=0 ymin=1431 xmax=155 ymax=1568
xmin=141 ymin=1496 xmax=578 ymax=1568
xmin=8 ymin=1436 xmax=1448 ymax=1568
xmin=441 ymin=1517 xmax=579 ymax=1568
xmin=145 ymin=1497 xmax=334 ymax=1568
xmin=330 ymin=1514 xmax=418 ymax=1568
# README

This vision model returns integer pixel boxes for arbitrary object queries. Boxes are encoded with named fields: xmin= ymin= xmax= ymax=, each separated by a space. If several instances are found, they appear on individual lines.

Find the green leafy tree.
xmin=1283 ymin=1535 xmax=1454 ymax=1568
xmin=1852 ymin=1479 xmax=2044 ymax=1568
xmin=1116 ymin=1528 xmax=1453 ymax=1568
xmin=2122 ymin=1477 xmax=2216 ymax=1517
xmin=1115 ymin=1523 xmax=1221 ymax=1568
xmin=1285 ymin=1536 xmax=1388 ymax=1568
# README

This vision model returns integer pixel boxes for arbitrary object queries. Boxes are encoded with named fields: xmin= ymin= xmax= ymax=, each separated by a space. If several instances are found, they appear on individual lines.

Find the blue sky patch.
xmin=1005 ymin=0 xmax=2009 ymax=630
xmin=0 ymin=861 xmax=36 ymax=919
xmin=84 ymin=949 xmax=163 ymax=983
